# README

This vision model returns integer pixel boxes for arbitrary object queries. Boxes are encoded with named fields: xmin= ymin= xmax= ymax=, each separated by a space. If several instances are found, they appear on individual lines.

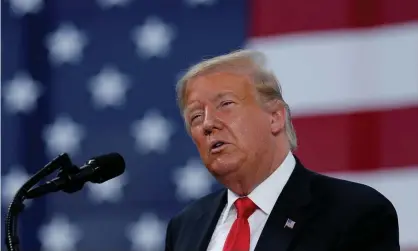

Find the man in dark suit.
xmin=166 ymin=49 xmax=400 ymax=251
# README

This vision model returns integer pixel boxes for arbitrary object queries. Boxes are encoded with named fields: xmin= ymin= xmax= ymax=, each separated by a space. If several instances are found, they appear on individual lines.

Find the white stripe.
xmin=330 ymin=166 xmax=418 ymax=249
xmin=246 ymin=22 xmax=418 ymax=116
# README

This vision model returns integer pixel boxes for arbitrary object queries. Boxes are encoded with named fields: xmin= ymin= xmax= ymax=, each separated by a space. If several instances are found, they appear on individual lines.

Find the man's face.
xmin=183 ymin=71 xmax=276 ymax=179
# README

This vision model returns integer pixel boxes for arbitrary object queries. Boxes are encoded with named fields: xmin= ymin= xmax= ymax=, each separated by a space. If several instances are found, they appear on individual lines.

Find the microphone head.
xmin=88 ymin=153 xmax=125 ymax=184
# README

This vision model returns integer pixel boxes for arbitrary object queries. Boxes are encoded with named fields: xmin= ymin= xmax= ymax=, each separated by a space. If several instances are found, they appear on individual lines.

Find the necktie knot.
xmin=234 ymin=197 xmax=257 ymax=219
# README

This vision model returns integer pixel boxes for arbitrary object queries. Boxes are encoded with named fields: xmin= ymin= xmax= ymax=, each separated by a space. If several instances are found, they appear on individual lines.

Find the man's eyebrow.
xmin=211 ymin=91 xmax=238 ymax=102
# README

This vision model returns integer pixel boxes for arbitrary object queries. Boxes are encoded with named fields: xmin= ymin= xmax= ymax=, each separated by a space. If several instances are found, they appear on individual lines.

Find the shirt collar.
xmin=221 ymin=151 xmax=296 ymax=223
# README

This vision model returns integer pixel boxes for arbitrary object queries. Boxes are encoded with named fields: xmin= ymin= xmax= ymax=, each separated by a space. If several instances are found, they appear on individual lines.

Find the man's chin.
xmin=208 ymin=159 xmax=241 ymax=178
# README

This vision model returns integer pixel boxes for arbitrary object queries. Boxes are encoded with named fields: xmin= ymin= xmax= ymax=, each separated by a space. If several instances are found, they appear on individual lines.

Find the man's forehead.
xmin=186 ymin=72 xmax=251 ymax=95
xmin=191 ymin=71 xmax=248 ymax=84
xmin=183 ymin=71 xmax=256 ymax=110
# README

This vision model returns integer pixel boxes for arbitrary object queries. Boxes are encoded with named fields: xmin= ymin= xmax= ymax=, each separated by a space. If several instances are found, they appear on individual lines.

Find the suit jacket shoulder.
xmin=171 ymin=188 xmax=225 ymax=222
xmin=165 ymin=188 xmax=226 ymax=251
xmin=299 ymin=167 xmax=400 ymax=251
xmin=310 ymin=170 xmax=397 ymax=215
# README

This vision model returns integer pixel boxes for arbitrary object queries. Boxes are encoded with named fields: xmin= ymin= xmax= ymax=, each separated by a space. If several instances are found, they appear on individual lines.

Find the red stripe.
xmin=293 ymin=106 xmax=418 ymax=173
xmin=249 ymin=0 xmax=418 ymax=37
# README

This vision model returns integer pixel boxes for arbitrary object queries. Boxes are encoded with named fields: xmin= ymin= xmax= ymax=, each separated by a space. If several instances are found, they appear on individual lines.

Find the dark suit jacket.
xmin=164 ymin=156 xmax=400 ymax=251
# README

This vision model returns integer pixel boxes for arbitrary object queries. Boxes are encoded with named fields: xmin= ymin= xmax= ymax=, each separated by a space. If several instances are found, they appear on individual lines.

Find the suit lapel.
xmin=195 ymin=189 xmax=227 ymax=251
xmin=254 ymin=157 xmax=320 ymax=251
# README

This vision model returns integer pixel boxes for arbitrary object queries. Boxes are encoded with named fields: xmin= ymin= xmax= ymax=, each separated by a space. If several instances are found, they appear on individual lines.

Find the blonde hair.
xmin=175 ymin=49 xmax=298 ymax=151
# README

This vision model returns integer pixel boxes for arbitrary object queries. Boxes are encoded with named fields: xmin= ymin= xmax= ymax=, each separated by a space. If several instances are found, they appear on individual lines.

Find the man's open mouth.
xmin=211 ymin=141 xmax=225 ymax=150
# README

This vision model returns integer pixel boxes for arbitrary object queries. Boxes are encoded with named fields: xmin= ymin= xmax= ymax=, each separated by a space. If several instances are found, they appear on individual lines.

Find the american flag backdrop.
xmin=1 ymin=0 xmax=418 ymax=251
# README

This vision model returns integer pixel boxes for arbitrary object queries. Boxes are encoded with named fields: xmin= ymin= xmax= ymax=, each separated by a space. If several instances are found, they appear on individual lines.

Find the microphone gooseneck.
xmin=4 ymin=152 xmax=126 ymax=251
xmin=5 ymin=153 xmax=74 ymax=251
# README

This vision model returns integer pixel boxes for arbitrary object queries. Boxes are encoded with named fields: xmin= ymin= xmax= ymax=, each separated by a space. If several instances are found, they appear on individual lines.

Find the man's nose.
xmin=202 ymin=107 xmax=218 ymax=136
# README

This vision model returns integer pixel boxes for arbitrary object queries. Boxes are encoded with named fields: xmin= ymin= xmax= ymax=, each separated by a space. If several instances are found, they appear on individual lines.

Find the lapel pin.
xmin=284 ymin=218 xmax=296 ymax=229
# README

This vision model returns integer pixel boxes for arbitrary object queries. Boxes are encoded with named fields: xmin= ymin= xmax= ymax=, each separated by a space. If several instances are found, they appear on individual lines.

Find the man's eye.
xmin=221 ymin=101 xmax=234 ymax=107
xmin=191 ymin=114 xmax=201 ymax=122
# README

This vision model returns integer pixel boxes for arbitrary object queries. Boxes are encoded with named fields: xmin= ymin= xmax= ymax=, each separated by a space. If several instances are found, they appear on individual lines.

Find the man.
xmin=165 ymin=50 xmax=400 ymax=251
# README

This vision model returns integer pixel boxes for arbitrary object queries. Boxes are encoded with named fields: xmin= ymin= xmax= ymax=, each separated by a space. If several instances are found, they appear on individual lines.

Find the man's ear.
xmin=268 ymin=100 xmax=286 ymax=135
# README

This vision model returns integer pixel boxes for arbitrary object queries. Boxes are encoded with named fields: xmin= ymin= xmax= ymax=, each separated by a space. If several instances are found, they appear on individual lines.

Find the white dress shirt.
xmin=206 ymin=151 xmax=296 ymax=251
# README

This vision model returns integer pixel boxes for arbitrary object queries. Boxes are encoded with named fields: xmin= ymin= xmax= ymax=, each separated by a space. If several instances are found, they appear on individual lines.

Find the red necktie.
xmin=223 ymin=197 xmax=258 ymax=251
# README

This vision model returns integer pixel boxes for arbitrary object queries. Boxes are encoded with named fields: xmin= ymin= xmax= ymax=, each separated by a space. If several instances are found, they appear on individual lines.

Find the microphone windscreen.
xmin=89 ymin=153 xmax=125 ymax=183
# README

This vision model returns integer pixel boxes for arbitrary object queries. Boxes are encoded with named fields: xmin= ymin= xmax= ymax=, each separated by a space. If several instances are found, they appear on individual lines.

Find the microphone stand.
xmin=4 ymin=153 xmax=74 ymax=251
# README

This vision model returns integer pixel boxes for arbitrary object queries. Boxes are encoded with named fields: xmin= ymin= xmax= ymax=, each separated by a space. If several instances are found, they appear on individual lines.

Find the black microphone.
xmin=25 ymin=153 xmax=125 ymax=199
